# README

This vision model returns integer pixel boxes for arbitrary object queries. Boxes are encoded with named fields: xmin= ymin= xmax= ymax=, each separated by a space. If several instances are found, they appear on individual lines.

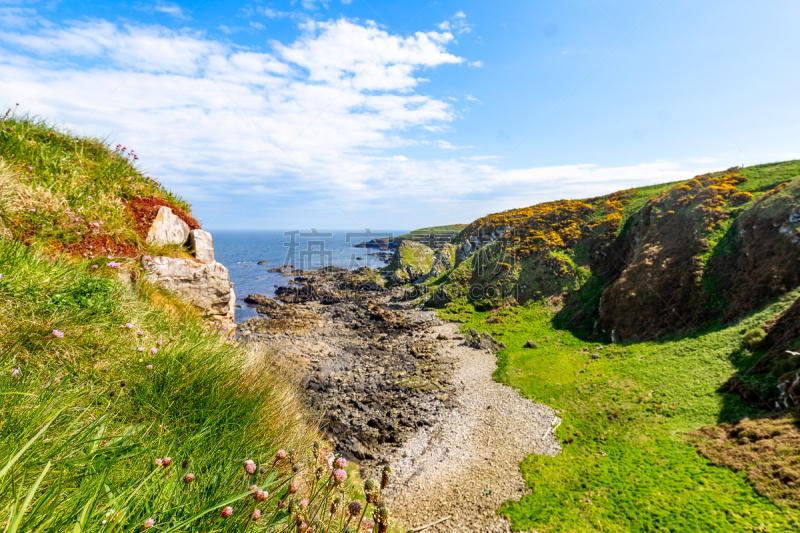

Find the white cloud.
xmin=273 ymin=19 xmax=462 ymax=92
xmin=465 ymin=94 xmax=481 ymax=103
xmin=0 ymin=12 xmax=708 ymax=229
xmin=438 ymin=11 xmax=473 ymax=37
xmin=468 ymin=60 xmax=483 ymax=68
xmin=153 ymin=2 xmax=185 ymax=18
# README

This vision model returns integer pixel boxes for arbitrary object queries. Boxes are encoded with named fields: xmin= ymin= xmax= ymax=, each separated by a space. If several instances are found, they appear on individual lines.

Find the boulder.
xmin=188 ymin=229 xmax=215 ymax=263
xmin=524 ymin=340 xmax=538 ymax=349
xmin=146 ymin=206 xmax=190 ymax=246
xmin=464 ymin=328 xmax=507 ymax=352
xmin=145 ymin=256 xmax=235 ymax=327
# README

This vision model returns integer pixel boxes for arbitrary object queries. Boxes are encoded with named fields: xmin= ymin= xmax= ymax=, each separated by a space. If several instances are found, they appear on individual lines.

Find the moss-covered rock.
xmin=382 ymin=240 xmax=435 ymax=284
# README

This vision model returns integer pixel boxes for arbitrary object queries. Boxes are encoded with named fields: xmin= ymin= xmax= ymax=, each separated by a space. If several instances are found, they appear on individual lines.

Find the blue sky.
xmin=1 ymin=0 xmax=799 ymax=230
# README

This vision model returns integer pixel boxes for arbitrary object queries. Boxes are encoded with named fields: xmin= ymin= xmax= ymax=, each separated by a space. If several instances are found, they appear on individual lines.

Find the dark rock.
xmin=257 ymin=260 xmax=268 ymax=265
xmin=464 ymin=329 xmax=507 ymax=352
xmin=524 ymin=340 xmax=538 ymax=349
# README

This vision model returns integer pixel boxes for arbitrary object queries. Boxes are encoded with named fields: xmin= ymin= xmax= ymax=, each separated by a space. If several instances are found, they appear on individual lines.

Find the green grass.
xmin=397 ymin=224 xmax=466 ymax=239
xmin=0 ymin=114 xmax=189 ymax=255
xmin=437 ymin=300 xmax=800 ymax=532
xmin=0 ymin=237 xmax=331 ymax=531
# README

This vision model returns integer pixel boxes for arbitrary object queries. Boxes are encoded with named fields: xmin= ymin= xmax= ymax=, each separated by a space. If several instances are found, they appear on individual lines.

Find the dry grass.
xmin=691 ymin=411 xmax=800 ymax=509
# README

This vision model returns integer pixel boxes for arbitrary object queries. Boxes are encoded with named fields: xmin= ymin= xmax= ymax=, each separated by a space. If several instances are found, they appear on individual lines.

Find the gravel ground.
xmin=382 ymin=319 xmax=561 ymax=533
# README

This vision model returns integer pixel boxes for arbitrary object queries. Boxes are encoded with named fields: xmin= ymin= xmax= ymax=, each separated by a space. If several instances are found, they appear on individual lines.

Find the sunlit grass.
xmin=438 ymin=301 xmax=800 ymax=532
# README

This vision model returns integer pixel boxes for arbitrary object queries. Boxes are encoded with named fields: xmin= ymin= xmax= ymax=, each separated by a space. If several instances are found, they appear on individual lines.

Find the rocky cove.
xmin=235 ymin=266 xmax=561 ymax=532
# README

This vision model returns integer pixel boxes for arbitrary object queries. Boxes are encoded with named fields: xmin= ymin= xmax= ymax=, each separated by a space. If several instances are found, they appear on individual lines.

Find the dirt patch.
xmin=690 ymin=411 xmax=800 ymax=509
xmin=128 ymin=197 xmax=200 ymax=238
xmin=63 ymin=233 xmax=138 ymax=259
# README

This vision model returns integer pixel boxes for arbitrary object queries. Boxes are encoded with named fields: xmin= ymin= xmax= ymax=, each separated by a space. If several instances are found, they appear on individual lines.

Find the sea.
xmin=212 ymin=229 xmax=407 ymax=323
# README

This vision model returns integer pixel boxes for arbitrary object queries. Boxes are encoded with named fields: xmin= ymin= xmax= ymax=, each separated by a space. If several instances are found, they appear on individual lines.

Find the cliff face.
xmin=594 ymin=171 xmax=800 ymax=342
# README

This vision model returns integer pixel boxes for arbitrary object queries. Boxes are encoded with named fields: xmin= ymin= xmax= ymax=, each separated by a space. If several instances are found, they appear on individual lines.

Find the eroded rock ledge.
xmin=142 ymin=206 xmax=235 ymax=327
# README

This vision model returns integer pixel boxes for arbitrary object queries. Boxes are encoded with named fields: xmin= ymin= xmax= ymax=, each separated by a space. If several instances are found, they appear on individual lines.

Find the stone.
xmin=188 ymin=229 xmax=215 ymax=263
xmin=145 ymin=206 xmax=190 ymax=246
xmin=145 ymin=256 xmax=235 ymax=327
xmin=524 ymin=340 xmax=538 ymax=349
xmin=257 ymin=260 xmax=268 ymax=265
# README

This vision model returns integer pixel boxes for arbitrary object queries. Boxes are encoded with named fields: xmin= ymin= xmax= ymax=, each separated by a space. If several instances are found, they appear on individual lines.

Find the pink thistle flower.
xmin=162 ymin=457 xmax=172 ymax=467
xmin=276 ymin=449 xmax=287 ymax=460
xmin=333 ymin=469 xmax=347 ymax=484
xmin=125 ymin=323 xmax=134 ymax=329
xmin=334 ymin=457 xmax=347 ymax=470
xmin=220 ymin=506 xmax=233 ymax=518
xmin=92 ymin=265 xmax=98 ymax=269
xmin=146 ymin=364 xmax=153 ymax=370
xmin=11 ymin=368 xmax=20 ymax=378
xmin=156 ymin=270 xmax=162 ymax=275
xmin=52 ymin=330 xmax=64 ymax=339
xmin=299 ymin=498 xmax=309 ymax=509
xmin=248 ymin=484 xmax=259 ymax=492
xmin=157 ymin=339 xmax=163 ymax=346
xmin=138 ymin=347 xmax=144 ymax=352
xmin=27 ymin=166 xmax=32 ymax=170
xmin=145 ymin=255 xmax=152 ymax=261
xmin=289 ymin=481 xmax=299 ymax=493
xmin=154 ymin=458 xmax=163 ymax=466
xmin=141 ymin=518 xmax=155 ymax=530
xmin=254 ymin=489 xmax=268 ymax=502
xmin=244 ymin=459 xmax=257 ymax=474
xmin=87 ymin=195 xmax=92 ymax=199
xmin=299 ymin=523 xmax=308 ymax=531
xmin=28 ymin=208 xmax=36 ymax=212
xmin=183 ymin=473 xmax=194 ymax=484
xmin=280 ymin=500 xmax=287 ymax=508
xmin=136 ymin=329 xmax=144 ymax=336
xmin=250 ymin=509 xmax=261 ymax=521
xmin=151 ymin=348 xmax=158 ymax=354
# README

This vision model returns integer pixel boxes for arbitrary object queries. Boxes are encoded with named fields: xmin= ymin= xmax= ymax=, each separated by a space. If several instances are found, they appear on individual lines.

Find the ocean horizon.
xmin=213 ymin=229 xmax=407 ymax=322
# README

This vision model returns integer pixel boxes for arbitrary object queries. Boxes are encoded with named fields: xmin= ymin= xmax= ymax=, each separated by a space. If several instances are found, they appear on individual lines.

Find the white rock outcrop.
xmin=189 ymin=229 xmax=215 ymax=264
xmin=145 ymin=257 xmax=235 ymax=327
xmin=146 ymin=206 xmax=190 ymax=246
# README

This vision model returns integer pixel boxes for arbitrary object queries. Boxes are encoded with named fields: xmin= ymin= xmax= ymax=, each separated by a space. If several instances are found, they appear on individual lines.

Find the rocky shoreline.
xmin=236 ymin=266 xmax=559 ymax=531
xmin=236 ymin=267 xmax=465 ymax=470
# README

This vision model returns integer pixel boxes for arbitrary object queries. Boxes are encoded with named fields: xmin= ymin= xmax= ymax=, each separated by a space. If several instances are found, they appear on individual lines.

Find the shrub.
xmin=743 ymin=327 xmax=767 ymax=348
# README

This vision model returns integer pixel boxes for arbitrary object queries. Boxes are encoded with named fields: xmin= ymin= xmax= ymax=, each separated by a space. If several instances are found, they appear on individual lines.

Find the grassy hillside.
xmin=422 ymin=160 xmax=800 ymax=531
xmin=438 ymin=298 xmax=800 ymax=532
xmin=0 ymin=115 xmax=195 ymax=258
xmin=0 ymin=116 xmax=395 ymax=533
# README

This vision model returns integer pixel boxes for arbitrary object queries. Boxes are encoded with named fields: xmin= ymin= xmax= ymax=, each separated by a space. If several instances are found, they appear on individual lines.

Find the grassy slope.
xmin=0 ymin=115 xmax=189 ymax=257
xmin=0 ymin=117 xmax=334 ymax=531
xmin=396 ymin=224 xmax=467 ymax=239
xmin=428 ymin=161 xmax=800 ymax=531
xmin=438 ymin=299 xmax=800 ymax=532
